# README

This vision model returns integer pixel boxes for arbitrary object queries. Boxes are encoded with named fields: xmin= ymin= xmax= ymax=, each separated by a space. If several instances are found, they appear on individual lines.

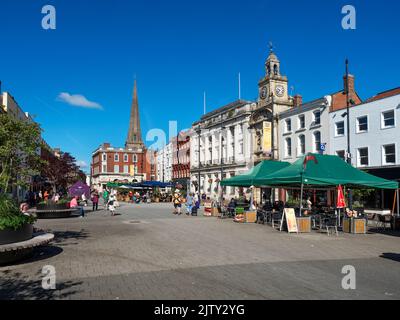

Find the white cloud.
xmin=76 ymin=160 xmax=88 ymax=169
xmin=57 ymin=92 xmax=103 ymax=110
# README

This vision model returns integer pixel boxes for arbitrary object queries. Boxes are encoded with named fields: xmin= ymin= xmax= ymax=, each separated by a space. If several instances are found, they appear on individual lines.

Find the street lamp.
xmin=196 ymin=126 xmax=202 ymax=195
xmin=219 ymin=126 xmax=226 ymax=204
xmin=345 ymin=59 xmax=353 ymax=209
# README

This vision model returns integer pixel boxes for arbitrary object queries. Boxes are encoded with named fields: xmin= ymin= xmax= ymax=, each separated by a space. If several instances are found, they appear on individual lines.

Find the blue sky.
xmin=1 ymin=0 xmax=399 ymax=172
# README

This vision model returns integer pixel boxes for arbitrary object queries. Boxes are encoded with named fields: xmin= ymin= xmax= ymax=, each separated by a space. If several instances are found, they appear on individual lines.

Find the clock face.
xmin=260 ymin=86 xmax=268 ymax=100
xmin=275 ymin=85 xmax=285 ymax=97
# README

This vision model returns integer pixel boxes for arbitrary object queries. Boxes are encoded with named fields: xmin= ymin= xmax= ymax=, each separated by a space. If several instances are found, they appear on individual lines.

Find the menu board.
xmin=280 ymin=208 xmax=299 ymax=233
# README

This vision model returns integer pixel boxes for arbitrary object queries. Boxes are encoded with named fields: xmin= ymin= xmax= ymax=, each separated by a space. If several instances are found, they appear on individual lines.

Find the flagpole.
xmin=238 ymin=72 xmax=241 ymax=100
xmin=299 ymin=156 xmax=305 ymax=217
xmin=203 ymin=91 xmax=206 ymax=115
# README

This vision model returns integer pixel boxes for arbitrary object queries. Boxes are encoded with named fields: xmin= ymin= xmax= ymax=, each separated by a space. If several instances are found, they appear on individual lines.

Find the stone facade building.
xmin=190 ymin=100 xmax=255 ymax=199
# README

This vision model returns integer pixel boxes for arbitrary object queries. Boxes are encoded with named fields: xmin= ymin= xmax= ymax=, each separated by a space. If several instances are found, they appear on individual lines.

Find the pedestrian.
xmin=185 ymin=193 xmax=194 ymax=215
xmin=91 ymin=192 xmax=99 ymax=211
xmin=172 ymin=189 xmax=182 ymax=215
xmin=44 ymin=190 xmax=49 ymax=202
xmin=108 ymin=194 xmax=116 ymax=216
xmin=82 ymin=193 xmax=88 ymax=206
xmin=54 ymin=193 xmax=60 ymax=203
xmin=38 ymin=190 xmax=43 ymax=202
xmin=194 ymin=192 xmax=200 ymax=209
xmin=70 ymin=196 xmax=85 ymax=218
xmin=103 ymin=189 xmax=109 ymax=209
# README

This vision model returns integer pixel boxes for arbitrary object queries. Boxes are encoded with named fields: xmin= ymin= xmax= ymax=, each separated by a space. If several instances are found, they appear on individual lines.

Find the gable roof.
xmin=366 ymin=87 xmax=400 ymax=103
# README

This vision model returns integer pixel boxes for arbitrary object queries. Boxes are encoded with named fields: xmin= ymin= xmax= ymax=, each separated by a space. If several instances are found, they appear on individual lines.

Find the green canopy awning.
xmin=253 ymin=153 xmax=399 ymax=190
xmin=220 ymin=160 xmax=291 ymax=187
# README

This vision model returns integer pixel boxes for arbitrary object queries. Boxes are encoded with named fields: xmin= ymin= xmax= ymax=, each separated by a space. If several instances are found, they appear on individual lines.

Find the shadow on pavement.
xmin=0 ymin=270 xmax=82 ymax=300
xmin=52 ymin=229 xmax=90 ymax=247
xmin=0 ymin=246 xmax=63 ymax=267
xmin=368 ymin=228 xmax=400 ymax=237
xmin=380 ymin=252 xmax=400 ymax=263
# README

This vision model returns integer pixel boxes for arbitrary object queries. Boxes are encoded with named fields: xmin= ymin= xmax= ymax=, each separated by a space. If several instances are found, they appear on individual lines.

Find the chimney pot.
xmin=293 ymin=94 xmax=303 ymax=107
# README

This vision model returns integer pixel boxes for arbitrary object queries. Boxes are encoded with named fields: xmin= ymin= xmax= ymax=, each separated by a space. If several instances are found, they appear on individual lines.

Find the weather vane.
xmin=269 ymin=41 xmax=274 ymax=53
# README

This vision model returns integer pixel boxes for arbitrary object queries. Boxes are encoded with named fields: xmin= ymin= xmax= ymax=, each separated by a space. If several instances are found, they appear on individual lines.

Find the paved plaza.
xmin=1 ymin=202 xmax=400 ymax=300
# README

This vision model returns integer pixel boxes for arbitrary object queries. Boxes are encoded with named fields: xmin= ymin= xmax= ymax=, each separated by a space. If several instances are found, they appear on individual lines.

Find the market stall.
xmin=220 ymin=160 xmax=290 ymax=223
xmin=253 ymin=153 xmax=399 ymax=234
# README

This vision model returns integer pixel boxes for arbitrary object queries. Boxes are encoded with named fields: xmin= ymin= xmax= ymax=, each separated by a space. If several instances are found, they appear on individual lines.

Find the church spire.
xmin=125 ymin=80 xmax=144 ymax=149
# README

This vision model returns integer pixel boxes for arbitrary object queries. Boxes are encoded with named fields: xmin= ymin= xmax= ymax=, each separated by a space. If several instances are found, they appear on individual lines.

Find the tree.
xmin=0 ymin=114 xmax=44 ymax=196
xmin=41 ymin=149 xmax=86 ymax=192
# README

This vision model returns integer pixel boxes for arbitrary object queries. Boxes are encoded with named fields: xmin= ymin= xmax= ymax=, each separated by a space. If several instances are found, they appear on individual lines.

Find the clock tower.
xmin=250 ymin=45 xmax=293 ymax=164
xmin=257 ymin=46 xmax=292 ymax=113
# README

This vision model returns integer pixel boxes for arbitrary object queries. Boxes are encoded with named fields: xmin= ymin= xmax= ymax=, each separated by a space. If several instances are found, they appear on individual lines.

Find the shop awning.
xmin=220 ymin=160 xmax=291 ymax=187
xmin=253 ymin=153 xmax=399 ymax=190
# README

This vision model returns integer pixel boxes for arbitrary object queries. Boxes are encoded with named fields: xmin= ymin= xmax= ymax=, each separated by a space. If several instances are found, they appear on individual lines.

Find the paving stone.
xmin=0 ymin=202 xmax=399 ymax=299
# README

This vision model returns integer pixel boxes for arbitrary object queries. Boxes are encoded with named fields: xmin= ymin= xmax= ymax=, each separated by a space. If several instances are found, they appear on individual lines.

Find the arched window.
xmin=274 ymin=64 xmax=278 ymax=76
xmin=133 ymin=154 xmax=138 ymax=163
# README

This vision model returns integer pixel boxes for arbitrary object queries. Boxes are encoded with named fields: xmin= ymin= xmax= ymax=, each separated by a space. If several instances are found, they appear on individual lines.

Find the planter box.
xmin=392 ymin=217 xmax=400 ymax=230
xmin=343 ymin=218 xmax=366 ymax=234
xmin=37 ymin=203 xmax=69 ymax=211
xmin=0 ymin=224 xmax=33 ymax=245
xmin=296 ymin=216 xmax=311 ymax=233
xmin=211 ymin=207 xmax=219 ymax=217
xmin=245 ymin=211 xmax=257 ymax=223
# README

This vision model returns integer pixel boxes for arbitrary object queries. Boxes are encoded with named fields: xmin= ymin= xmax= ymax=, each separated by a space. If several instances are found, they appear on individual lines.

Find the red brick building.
xmin=91 ymin=81 xmax=156 ymax=191
xmin=172 ymin=130 xmax=191 ymax=189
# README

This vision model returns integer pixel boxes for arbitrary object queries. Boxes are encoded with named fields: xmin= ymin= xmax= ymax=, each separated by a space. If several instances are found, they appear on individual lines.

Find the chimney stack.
xmin=293 ymin=94 xmax=303 ymax=107
xmin=343 ymin=74 xmax=355 ymax=94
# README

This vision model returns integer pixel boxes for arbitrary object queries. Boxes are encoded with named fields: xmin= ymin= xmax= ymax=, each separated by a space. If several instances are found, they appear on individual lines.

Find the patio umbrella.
xmin=337 ymin=185 xmax=346 ymax=208
xmin=336 ymin=185 xmax=346 ymax=227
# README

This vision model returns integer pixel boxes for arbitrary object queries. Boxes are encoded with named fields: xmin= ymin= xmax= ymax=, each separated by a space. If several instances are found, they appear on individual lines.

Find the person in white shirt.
xmin=81 ymin=193 xmax=88 ymax=206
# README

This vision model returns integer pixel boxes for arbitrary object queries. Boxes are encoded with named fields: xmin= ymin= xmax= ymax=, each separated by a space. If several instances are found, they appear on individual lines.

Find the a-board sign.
xmin=280 ymin=208 xmax=299 ymax=233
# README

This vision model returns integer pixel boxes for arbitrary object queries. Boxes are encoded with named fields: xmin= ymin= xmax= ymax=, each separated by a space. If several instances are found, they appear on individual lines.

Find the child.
xmin=108 ymin=194 xmax=116 ymax=216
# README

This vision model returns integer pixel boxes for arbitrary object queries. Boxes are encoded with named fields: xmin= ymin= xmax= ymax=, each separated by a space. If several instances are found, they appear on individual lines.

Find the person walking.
xmin=172 ymin=189 xmax=182 ymax=215
xmin=194 ymin=192 xmax=200 ymax=209
xmin=108 ymin=194 xmax=116 ymax=216
xmin=103 ymin=189 xmax=109 ymax=209
xmin=82 ymin=193 xmax=88 ymax=207
xmin=185 ymin=193 xmax=194 ymax=216
xmin=91 ymin=192 xmax=99 ymax=211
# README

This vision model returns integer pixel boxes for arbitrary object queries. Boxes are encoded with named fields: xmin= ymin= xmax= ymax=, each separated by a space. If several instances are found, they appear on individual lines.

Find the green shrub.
xmin=0 ymin=195 xmax=36 ymax=231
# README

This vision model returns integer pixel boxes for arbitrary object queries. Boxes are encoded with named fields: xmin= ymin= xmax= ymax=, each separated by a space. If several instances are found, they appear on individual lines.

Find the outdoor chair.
xmin=217 ymin=205 xmax=229 ymax=219
xmin=271 ymin=211 xmax=283 ymax=230
xmin=366 ymin=212 xmax=377 ymax=227
xmin=377 ymin=214 xmax=392 ymax=230
xmin=321 ymin=216 xmax=338 ymax=236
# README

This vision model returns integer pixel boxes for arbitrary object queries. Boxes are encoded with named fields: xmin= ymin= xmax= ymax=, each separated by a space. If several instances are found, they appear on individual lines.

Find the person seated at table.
xmin=227 ymin=198 xmax=236 ymax=216
xmin=306 ymin=197 xmax=312 ymax=210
